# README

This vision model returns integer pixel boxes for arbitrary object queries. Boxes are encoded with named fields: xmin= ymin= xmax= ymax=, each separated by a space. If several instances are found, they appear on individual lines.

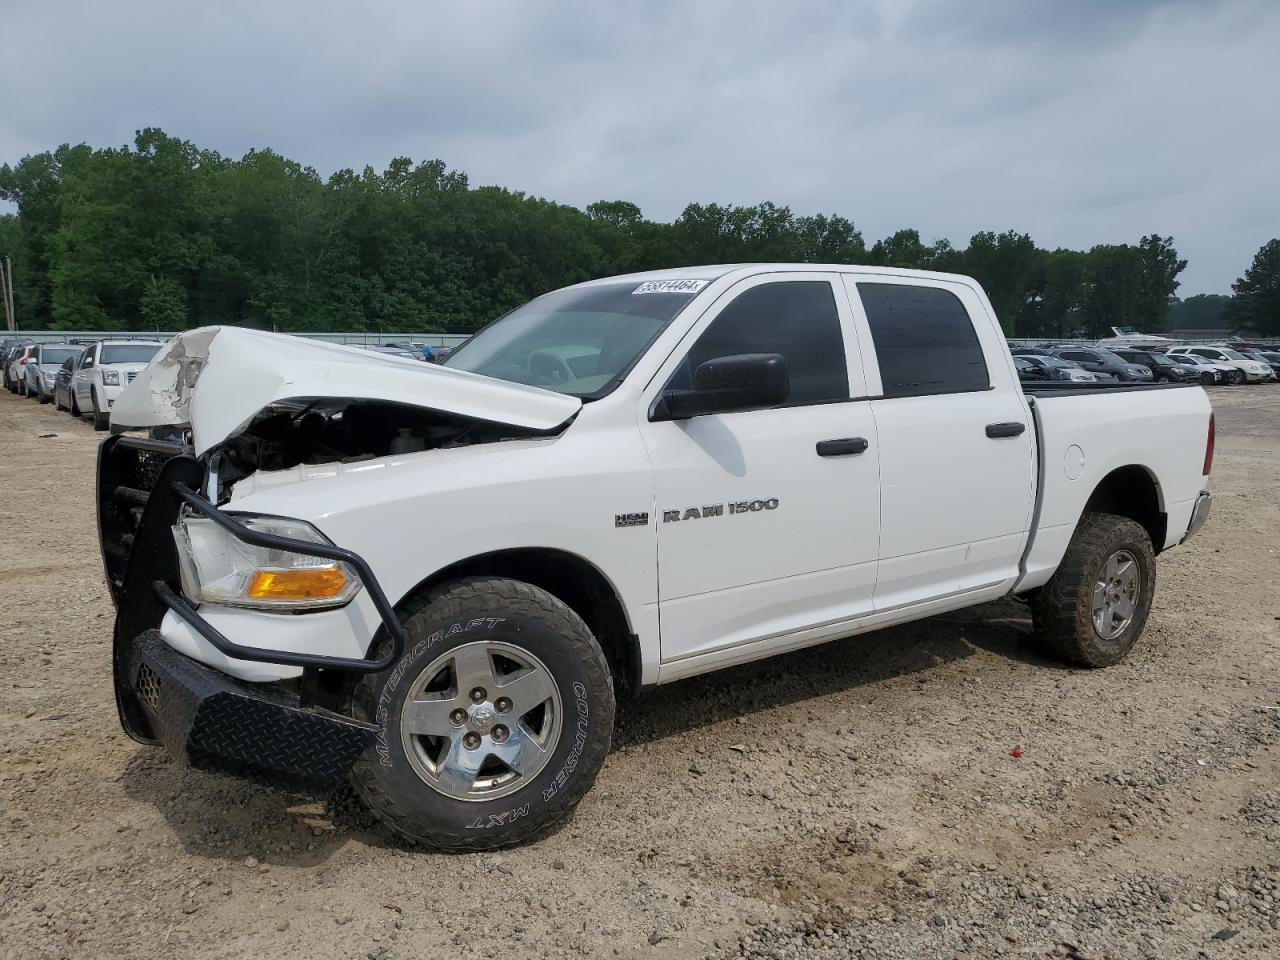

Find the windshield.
xmin=1040 ymin=356 xmax=1074 ymax=368
xmin=38 ymin=348 xmax=79 ymax=366
xmin=1218 ymin=349 xmax=1247 ymax=360
xmin=443 ymin=281 xmax=703 ymax=397
xmin=1143 ymin=353 xmax=1174 ymax=366
xmin=101 ymin=344 xmax=161 ymax=364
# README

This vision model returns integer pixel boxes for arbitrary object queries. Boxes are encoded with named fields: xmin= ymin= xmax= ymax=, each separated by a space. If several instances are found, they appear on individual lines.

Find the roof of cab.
xmin=576 ymin=263 xmax=978 ymax=288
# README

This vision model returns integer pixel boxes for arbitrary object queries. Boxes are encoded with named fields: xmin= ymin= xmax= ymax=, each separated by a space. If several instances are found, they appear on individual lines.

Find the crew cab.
xmin=71 ymin=339 xmax=164 ymax=429
xmin=99 ymin=265 xmax=1214 ymax=850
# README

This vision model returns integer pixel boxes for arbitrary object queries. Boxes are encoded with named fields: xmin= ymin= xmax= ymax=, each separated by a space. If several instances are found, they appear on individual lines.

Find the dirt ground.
xmin=1 ymin=384 xmax=1278 ymax=960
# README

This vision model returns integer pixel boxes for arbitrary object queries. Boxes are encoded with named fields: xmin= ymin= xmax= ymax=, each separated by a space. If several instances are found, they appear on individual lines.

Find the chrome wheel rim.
xmin=1092 ymin=549 xmax=1140 ymax=641
xmin=399 ymin=640 xmax=561 ymax=802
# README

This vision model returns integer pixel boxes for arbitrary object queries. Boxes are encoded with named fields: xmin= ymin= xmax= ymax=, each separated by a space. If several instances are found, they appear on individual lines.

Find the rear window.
xmin=857 ymin=283 xmax=989 ymax=398
xmin=100 ymin=344 xmax=162 ymax=364
xmin=38 ymin=347 xmax=79 ymax=366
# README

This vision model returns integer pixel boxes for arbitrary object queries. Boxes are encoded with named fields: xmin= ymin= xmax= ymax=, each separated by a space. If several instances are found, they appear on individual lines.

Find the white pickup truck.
xmin=99 ymin=264 xmax=1214 ymax=849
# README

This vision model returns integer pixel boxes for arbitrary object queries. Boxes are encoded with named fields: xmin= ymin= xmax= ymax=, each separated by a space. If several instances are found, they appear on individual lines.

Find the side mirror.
xmin=653 ymin=353 xmax=790 ymax=421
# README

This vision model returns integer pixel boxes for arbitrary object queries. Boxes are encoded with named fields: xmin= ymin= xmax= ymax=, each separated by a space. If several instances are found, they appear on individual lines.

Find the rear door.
xmin=641 ymin=273 xmax=881 ymax=664
xmin=843 ymin=276 xmax=1035 ymax=611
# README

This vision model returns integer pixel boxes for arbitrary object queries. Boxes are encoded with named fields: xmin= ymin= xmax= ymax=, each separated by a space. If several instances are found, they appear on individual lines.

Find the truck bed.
xmin=1023 ymin=381 xmax=1197 ymax=397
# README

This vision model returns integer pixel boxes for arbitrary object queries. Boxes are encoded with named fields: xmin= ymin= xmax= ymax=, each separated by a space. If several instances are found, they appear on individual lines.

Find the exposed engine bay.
xmin=209 ymin=398 xmax=558 ymax=487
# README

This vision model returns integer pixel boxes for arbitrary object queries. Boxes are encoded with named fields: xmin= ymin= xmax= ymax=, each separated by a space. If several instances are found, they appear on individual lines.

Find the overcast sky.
xmin=2 ymin=0 xmax=1277 ymax=295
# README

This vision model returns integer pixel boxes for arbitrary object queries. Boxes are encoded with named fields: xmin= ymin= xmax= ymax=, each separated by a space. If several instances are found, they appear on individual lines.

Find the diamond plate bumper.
xmin=130 ymin=629 xmax=377 ymax=791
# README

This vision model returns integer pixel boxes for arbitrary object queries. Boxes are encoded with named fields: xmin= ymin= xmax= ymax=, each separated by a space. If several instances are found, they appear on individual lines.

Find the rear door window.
xmin=856 ymin=283 xmax=989 ymax=398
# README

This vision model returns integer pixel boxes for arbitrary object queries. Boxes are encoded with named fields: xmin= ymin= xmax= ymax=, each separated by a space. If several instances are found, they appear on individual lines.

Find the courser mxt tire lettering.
xmin=350 ymin=576 xmax=615 ymax=850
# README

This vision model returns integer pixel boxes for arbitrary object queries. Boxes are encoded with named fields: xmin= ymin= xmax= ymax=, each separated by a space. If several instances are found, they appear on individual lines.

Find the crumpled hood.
xmin=110 ymin=326 xmax=582 ymax=456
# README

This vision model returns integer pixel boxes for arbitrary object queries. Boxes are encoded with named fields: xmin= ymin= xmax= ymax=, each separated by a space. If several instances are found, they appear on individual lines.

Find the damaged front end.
xmin=99 ymin=326 xmax=580 ymax=789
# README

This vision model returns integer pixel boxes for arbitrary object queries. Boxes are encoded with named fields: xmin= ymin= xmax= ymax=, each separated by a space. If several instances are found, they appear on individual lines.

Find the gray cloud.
xmin=2 ymin=0 xmax=1275 ymax=293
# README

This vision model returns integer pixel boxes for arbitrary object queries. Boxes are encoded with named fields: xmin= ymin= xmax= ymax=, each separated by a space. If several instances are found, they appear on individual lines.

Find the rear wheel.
xmin=351 ymin=577 xmax=615 ymax=850
xmin=1030 ymin=512 xmax=1156 ymax=667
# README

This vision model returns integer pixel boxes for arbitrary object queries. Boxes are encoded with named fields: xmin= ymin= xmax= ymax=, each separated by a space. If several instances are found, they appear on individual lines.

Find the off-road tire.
xmin=1030 ymin=512 xmax=1156 ymax=667
xmin=350 ymin=576 xmax=615 ymax=850
xmin=70 ymin=393 xmax=81 ymax=417
xmin=38 ymin=388 xmax=50 ymax=404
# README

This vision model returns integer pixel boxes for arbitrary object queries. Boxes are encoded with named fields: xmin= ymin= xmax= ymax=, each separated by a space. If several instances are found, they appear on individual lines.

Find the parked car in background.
xmin=1113 ymin=349 xmax=1207 ymax=384
xmin=425 ymin=345 xmax=454 ymax=363
xmin=53 ymin=355 xmax=82 ymax=411
xmin=1007 ymin=344 xmax=1052 ymax=356
xmin=1237 ymin=349 xmax=1280 ymax=380
xmin=70 ymin=340 xmax=164 ymax=429
xmin=6 ymin=344 xmax=40 ymax=395
xmin=1 ymin=339 xmax=35 ymax=390
xmin=1049 ymin=346 xmax=1154 ymax=382
xmin=1013 ymin=356 xmax=1049 ymax=383
xmin=1168 ymin=353 xmax=1235 ymax=384
xmin=1167 ymin=346 xmax=1272 ymax=384
xmin=1011 ymin=353 xmax=1100 ymax=382
xmin=24 ymin=344 xmax=81 ymax=403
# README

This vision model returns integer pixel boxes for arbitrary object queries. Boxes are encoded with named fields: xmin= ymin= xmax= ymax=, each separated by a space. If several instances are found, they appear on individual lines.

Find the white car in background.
xmin=23 ymin=343 xmax=81 ymax=403
xmin=1167 ymin=346 xmax=1273 ymax=384
xmin=1166 ymin=353 xmax=1241 ymax=385
xmin=70 ymin=340 xmax=164 ymax=430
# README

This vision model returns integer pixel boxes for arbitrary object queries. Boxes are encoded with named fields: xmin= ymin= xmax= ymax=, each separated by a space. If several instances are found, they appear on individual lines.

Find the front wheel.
xmin=351 ymin=577 xmax=615 ymax=850
xmin=1228 ymin=369 xmax=1245 ymax=385
xmin=1030 ymin=512 xmax=1156 ymax=667
xmin=92 ymin=393 xmax=109 ymax=430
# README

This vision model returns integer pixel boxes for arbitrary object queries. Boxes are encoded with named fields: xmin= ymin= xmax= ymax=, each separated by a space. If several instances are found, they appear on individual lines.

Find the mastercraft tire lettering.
xmin=351 ymin=576 xmax=615 ymax=850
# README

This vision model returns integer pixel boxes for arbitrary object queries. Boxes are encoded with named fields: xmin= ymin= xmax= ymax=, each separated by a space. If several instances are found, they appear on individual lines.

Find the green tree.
xmin=140 ymin=276 xmax=187 ymax=330
xmin=1135 ymin=234 xmax=1186 ymax=331
xmin=960 ymin=231 xmax=1039 ymax=334
xmin=1227 ymin=239 xmax=1280 ymax=336
xmin=1080 ymin=244 xmax=1144 ymax=338
xmin=1165 ymin=293 xmax=1231 ymax=332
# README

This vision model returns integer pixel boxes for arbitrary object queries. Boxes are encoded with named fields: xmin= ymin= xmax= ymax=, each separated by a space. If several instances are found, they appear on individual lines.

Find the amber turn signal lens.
xmin=247 ymin=567 xmax=350 ymax=601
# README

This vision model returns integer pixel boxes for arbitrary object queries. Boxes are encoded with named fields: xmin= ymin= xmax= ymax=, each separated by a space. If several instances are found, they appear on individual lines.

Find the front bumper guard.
xmin=131 ymin=629 xmax=376 ymax=790
xmin=159 ymin=483 xmax=408 ymax=673
xmin=99 ymin=437 xmax=406 ymax=784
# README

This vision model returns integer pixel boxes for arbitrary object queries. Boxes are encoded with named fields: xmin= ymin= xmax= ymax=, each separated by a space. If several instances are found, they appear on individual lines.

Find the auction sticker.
xmin=632 ymin=279 xmax=709 ymax=295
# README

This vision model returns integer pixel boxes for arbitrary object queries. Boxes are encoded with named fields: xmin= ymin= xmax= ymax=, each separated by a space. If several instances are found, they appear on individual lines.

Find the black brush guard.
xmin=98 ymin=434 xmax=408 ymax=790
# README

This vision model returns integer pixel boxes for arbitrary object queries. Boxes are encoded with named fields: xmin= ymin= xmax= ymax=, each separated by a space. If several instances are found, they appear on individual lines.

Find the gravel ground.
xmin=1 ymin=384 xmax=1278 ymax=960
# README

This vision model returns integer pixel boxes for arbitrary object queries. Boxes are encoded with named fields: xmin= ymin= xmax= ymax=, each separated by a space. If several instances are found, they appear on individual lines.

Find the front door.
xmin=641 ymin=274 xmax=881 ymax=664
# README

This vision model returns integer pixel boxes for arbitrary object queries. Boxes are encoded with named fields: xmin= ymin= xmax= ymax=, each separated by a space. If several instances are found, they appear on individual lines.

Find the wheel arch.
xmin=396 ymin=548 xmax=641 ymax=698
xmin=1083 ymin=464 xmax=1167 ymax=552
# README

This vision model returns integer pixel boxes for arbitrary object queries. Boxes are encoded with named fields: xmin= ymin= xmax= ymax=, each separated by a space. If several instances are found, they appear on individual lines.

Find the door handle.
xmin=985 ymin=422 xmax=1026 ymax=439
xmin=816 ymin=437 xmax=869 ymax=457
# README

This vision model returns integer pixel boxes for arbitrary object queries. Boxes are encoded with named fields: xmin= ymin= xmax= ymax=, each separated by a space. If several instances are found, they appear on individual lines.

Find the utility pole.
xmin=1 ymin=256 xmax=13 ymax=332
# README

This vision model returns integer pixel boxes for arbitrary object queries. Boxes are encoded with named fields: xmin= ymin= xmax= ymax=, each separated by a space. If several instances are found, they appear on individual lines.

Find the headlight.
xmin=172 ymin=514 xmax=362 ymax=610
xmin=102 ymin=369 xmax=120 ymax=385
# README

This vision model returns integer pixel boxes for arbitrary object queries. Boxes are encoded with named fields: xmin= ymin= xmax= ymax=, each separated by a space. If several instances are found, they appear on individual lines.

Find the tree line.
xmin=0 ymin=129 xmax=1274 ymax=337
